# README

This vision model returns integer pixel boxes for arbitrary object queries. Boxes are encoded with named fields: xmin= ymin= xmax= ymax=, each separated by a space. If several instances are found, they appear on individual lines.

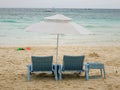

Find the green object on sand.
xmin=17 ymin=48 xmax=24 ymax=50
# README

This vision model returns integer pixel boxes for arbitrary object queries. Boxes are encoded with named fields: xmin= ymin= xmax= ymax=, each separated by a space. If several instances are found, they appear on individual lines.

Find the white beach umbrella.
xmin=26 ymin=14 xmax=91 ymax=64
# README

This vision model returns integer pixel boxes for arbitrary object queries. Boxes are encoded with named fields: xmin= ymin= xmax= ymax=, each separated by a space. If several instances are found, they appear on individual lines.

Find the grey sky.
xmin=0 ymin=0 xmax=120 ymax=8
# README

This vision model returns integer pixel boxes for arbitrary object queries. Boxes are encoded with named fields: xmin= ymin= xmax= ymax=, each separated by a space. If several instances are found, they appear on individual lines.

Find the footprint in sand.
xmin=114 ymin=85 xmax=120 ymax=89
xmin=88 ymin=87 xmax=95 ymax=90
xmin=88 ymin=52 xmax=99 ymax=57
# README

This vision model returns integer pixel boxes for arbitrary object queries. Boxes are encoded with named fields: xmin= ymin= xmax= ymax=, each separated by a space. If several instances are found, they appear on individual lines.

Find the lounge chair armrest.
xmin=52 ymin=64 xmax=56 ymax=71
xmin=27 ymin=64 xmax=32 ymax=72
xmin=58 ymin=64 xmax=62 ymax=72
xmin=52 ymin=64 xmax=58 ymax=80
xmin=27 ymin=64 xmax=31 ymax=67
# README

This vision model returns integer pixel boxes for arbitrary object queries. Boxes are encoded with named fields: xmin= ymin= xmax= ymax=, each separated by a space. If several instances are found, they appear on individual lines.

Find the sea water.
xmin=0 ymin=8 xmax=120 ymax=46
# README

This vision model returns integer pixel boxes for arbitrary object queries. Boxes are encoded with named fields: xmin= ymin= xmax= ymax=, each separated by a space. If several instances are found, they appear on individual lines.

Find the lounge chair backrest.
xmin=63 ymin=55 xmax=85 ymax=71
xmin=32 ymin=56 xmax=53 ymax=71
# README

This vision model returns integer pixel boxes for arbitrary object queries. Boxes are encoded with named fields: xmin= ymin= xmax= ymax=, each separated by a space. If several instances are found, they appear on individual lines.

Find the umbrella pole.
xmin=54 ymin=34 xmax=59 ymax=80
xmin=56 ymin=34 xmax=59 ymax=64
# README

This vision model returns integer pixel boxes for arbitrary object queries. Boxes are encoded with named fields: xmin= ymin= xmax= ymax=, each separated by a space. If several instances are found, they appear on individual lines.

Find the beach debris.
xmin=17 ymin=48 xmax=24 ymax=50
xmin=17 ymin=47 xmax=31 ymax=51
xmin=26 ymin=47 xmax=31 ymax=50
xmin=89 ymin=52 xmax=99 ymax=57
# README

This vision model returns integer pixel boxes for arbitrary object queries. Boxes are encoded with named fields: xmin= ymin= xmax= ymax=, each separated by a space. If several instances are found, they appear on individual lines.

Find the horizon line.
xmin=0 ymin=7 xmax=120 ymax=9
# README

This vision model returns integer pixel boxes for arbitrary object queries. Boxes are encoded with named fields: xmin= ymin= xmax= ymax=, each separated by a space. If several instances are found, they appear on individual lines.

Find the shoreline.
xmin=0 ymin=43 xmax=120 ymax=47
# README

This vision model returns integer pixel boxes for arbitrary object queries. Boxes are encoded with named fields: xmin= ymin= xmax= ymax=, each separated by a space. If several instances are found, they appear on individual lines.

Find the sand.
xmin=0 ymin=45 xmax=120 ymax=90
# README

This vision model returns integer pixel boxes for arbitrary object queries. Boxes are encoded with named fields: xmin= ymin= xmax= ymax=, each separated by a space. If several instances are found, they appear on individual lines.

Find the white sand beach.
xmin=0 ymin=45 xmax=120 ymax=90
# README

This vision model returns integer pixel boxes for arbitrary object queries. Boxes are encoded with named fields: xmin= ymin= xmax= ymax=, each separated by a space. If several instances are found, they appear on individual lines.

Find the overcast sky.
xmin=0 ymin=0 xmax=120 ymax=9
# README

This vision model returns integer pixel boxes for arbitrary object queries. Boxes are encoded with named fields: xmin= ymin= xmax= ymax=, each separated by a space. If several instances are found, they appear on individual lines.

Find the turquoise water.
xmin=0 ymin=8 xmax=120 ymax=45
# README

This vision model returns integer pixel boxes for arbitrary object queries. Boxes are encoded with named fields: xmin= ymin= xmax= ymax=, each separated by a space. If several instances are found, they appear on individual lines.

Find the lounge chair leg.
xmin=52 ymin=71 xmax=54 ymax=75
xmin=58 ymin=65 xmax=62 ymax=80
xmin=85 ymin=64 xmax=89 ymax=80
xmin=27 ymin=65 xmax=31 ymax=81
xmin=100 ymin=69 xmax=102 ymax=78
xmin=78 ymin=71 xmax=81 ymax=75
xmin=103 ymin=68 xmax=106 ymax=79
xmin=59 ymin=73 xmax=62 ymax=80
xmin=54 ymin=65 xmax=58 ymax=80
xmin=28 ymin=72 xmax=30 ymax=81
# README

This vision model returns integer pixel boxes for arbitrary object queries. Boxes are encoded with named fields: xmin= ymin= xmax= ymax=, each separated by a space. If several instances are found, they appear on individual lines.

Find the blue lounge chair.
xmin=59 ymin=55 xmax=85 ymax=80
xmin=27 ymin=56 xmax=58 ymax=81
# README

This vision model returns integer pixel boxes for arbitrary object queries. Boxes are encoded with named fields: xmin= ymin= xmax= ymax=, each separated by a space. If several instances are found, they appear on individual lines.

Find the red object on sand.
xmin=26 ymin=47 xmax=31 ymax=50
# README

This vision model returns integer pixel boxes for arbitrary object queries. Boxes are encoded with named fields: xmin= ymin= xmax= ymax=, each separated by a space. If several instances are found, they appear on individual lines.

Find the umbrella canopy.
xmin=44 ymin=14 xmax=71 ymax=21
xmin=26 ymin=14 xmax=91 ymax=64
xmin=26 ymin=14 xmax=91 ymax=35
